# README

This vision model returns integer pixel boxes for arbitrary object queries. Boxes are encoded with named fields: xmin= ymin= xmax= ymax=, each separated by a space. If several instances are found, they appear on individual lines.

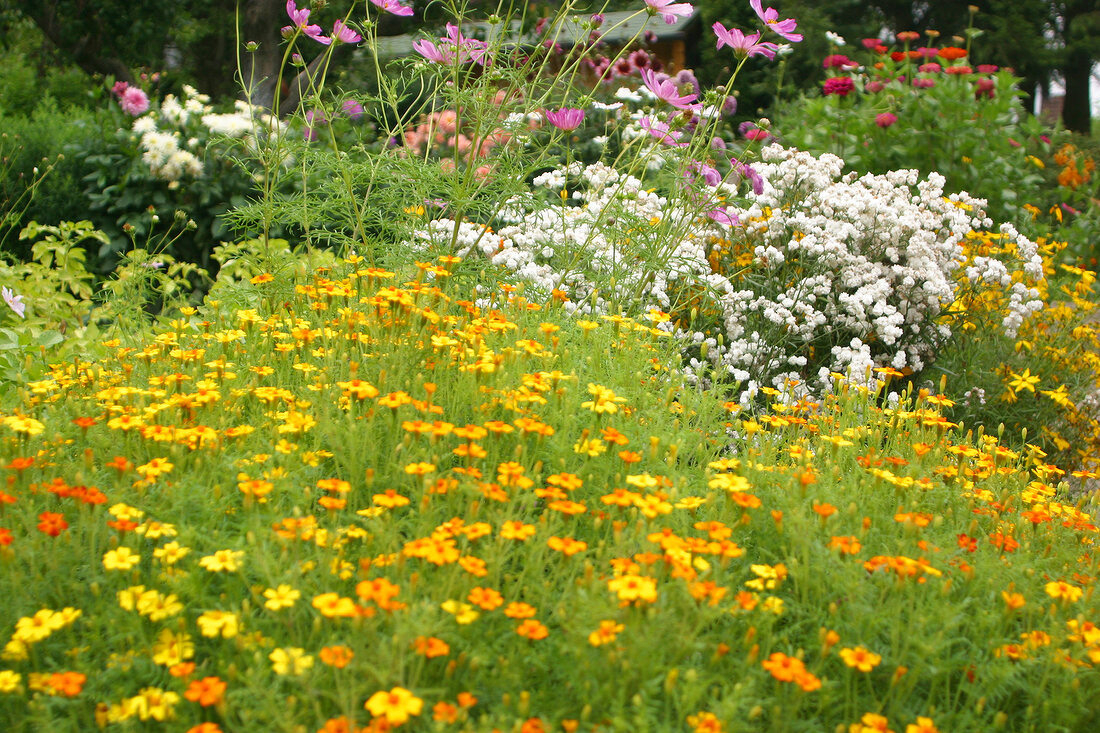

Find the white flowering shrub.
xmin=82 ymin=86 xmax=283 ymax=268
xmin=412 ymin=143 xmax=1045 ymax=404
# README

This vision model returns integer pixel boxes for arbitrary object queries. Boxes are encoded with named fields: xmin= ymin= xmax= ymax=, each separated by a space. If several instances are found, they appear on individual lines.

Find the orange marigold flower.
xmin=373 ymin=489 xmax=410 ymax=508
xmin=761 ymin=652 xmax=805 ymax=682
xmin=515 ymin=619 xmax=549 ymax=640
xmin=503 ymin=602 xmax=537 ymax=619
xmin=456 ymin=692 xmax=477 ymax=708
xmin=46 ymin=671 xmax=86 ymax=697
xmin=186 ymin=724 xmax=223 ymax=733
xmin=413 ymin=636 xmax=450 ymax=658
xmin=687 ymin=711 xmax=725 ymax=733
xmin=320 ymin=645 xmax=355 ymax=668
xmin=184 ymin=676 xmax=226 ymax=706
xmin=828 ymin=535 xmax=862 ymax=555
xmin=547 ymin=536 xmax=588 ymax=556
xmin=467 ymin=587 xmax=504 ymax=611
xmin=812 ymin=501 xmax=837 ymax=518
xmin=36 ymin=512 xmax=68 ymax=537
xmin=1001 ymin=591 xmax=1026 ymax=610
xmin=433 ymin=701 xmax=459 ymax=723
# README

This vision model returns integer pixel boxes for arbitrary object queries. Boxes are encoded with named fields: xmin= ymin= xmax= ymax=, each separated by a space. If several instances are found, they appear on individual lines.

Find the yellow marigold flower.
xmin=153 ymin=542 xmax=190 ymax=565
xmin=839 ymin=646 xmax=882 ymax=672
xmin=196 ymin=610 xmax=240 ymax=638
xmin=851 ymin=712 xmax=894 ymax=733
xmin=365 ymin=687 xmax=423 ymax=726
xmin=588 ymin=620 xmax=624 ymax=647
xmin=1001 ymin=591 xmax=1025 ymax=610
xmin=1045 ymin=580 xmax=1083 ymax=603
xmin=263 ymin=584 xmax=301 ymax=611
xmin=199 ymin=550 xmax=243 ymax=573
xmin=13 ymin=610 xmax=64 ymax=644
xmin=608 ymin=574 xmax=658 ymax=604
xmin=581 ymin=383 xmax=627 ymax=414
xmin=311 ymin=593 xmax=358 ymax=618
xmin=269 ymin=647 xmax=313 ymax=676
xmin=905 ymin=717 xmax=940 ymax=733
xmin=103 ymin=547 xmax=141 ymax=571
xmin=151 ymin=629 xmax=194 ymax=666
xmin=136 ymin=590 xmax=183 ymax=621
xmin=440 ymin=600 xmax=480 ymax=625
xmin=0 ymin=670 xmax=22 ymax=693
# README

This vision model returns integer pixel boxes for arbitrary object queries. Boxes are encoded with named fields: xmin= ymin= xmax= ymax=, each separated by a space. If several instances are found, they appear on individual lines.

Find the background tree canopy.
xmin=0 ymin=0 xmax=1095 ymax=129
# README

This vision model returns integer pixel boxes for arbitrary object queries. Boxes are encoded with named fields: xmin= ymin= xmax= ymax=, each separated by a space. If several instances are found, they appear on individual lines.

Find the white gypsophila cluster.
xmin=408 ymin=145 xmax=1033 ymax=404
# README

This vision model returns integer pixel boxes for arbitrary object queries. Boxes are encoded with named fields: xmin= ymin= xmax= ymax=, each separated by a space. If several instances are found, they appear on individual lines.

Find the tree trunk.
xmin=240 ymin=0 xmax=287 ymax=111
xmin=1062 ymin=49 xmax=1093 ymax=133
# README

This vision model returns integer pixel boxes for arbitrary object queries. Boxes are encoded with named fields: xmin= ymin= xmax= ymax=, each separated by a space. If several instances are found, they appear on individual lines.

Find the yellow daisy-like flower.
xmin=196 ymin=610 xmax=240 ymax=639
xmin=269 ymin=647 xmax=313 ymax=676
xmin=198 ymin=550 xmax=244 ymax=573
xmin=839 ymin=646 xmax=882 ymax=673
xmin=263 ymin=584 xmax=301 ymax=611
xmin=103 ymin=547 xmax=141 ymax=571
xmin=365 ymin=686 xmax=423 ymax=725
xmin=0 ymin=670 xmax=22 ymax=693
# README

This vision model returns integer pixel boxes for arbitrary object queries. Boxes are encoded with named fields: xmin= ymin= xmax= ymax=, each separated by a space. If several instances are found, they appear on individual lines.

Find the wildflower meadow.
xmin=2 ymin=1 xmax=1100 ymax=732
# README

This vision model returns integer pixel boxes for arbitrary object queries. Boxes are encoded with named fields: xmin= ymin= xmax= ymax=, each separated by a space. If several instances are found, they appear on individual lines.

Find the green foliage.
xmin=0 ymin=104 xmax=116 ymax=258
xmin=776 ymin=59 xmax=1048 ymax=224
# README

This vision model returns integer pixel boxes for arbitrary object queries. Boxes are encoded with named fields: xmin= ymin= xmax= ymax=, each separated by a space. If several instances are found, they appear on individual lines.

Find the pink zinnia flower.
xmin=640 ymin=68 xmax=699 ymax=110
xmin=912 ymin=78 xmax=936 ymax=88
xmin=712 ymin=23 xmax=778 ymax=59
xmin=284 ymin=0 xmax=326 ymax=44
xmin=119 ymin=87 xmax=149 ymax=116
xmin=918 ymin=63 xmax=942 ymax=73
xmin=822 ymin=76 xmax=855 ymax=96
xmin=369 ymin=0 xmax=414 ymax=16
xmin=977 ymin=64 xmax=999 ymax=74
xmin=750 ymin=0 xmax=802 ymax=43
xmin=643 ymin=0 xmax=694 ymax=25
xmin=744 ymin=128 xmax=771 ymax=141
xmin=545 ymin=108 xmax=585 ymax=132
xmin=974 ymin=78 xmax=995 ymax=99
xmin=823 ymin=54 xmax=855 ymax=69
xmin=865 ymin=80 xmax=885 ymax=93
xmin=875 ymin=112 xmax=897 ymax=128
xmin=860 ymin=38 xmax=880 ymax=50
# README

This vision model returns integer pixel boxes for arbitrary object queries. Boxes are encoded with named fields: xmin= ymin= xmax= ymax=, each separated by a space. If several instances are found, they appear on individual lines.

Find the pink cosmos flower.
xmin=706 ymin=207 xmax=740 ymax=226
xmin=342 ymin=99 xmax=364 ymax=119
xmin=712 ymin=23 xmax=778 ymax=59
xmin=369 ymin=0 xmax=414 ymax=16
xmin=643 ymin=0 xmax=694 ymax=25
xmin=413 ymin=23 xmax=488 ymax=65
xmin=640 ymin=68 xmax=699 ymax=110
xmin=875 ymin=112 xmax=897 ymax=128
xmin=316 ymin=20 xmax=361 ymax=45
xmin=639 ymin=116 xmax=688 ymax=147
xmin=750 ymin=0 xmax=802 ymax=43
xmin=684 ymin=161 xmax=722 ymax=187
xmin=2 ymin=287 xmax=25 ymax=319
xmin=119 ymin=87 xmax=150 ymax=116
xmin=284 ymin=0 xmax=326 ymax=44
xmin=544 ymin=108 xmax=585 ymax=132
